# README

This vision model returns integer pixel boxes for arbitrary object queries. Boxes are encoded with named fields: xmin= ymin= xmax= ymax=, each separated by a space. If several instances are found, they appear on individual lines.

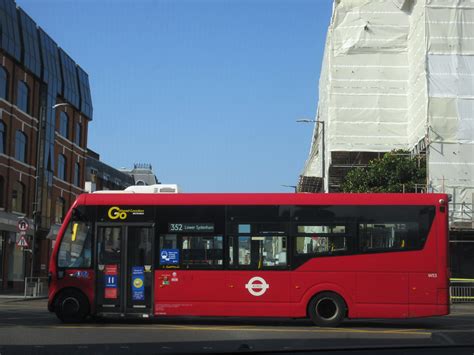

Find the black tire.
xmin=308 ymin=292 xmax=346 ymax=327
xmin=55 ymin=289 xmax=90 ymax=323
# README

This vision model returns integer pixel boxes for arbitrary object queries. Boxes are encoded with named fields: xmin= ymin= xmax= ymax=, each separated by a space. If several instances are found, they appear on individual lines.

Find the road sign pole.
xmin=30 ymin=212 xmax=37 ymax=279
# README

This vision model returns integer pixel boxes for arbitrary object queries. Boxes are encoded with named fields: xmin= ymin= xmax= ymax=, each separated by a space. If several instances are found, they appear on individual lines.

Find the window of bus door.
xmin=57 ymin=220 xmax=92 ymax=268
xmin=98 ymin=227 xmax=121 ymax=265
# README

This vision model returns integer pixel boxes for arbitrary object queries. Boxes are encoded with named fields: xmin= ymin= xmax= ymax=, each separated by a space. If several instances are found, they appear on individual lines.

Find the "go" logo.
xmin=108 ymin=206 xmax=127 ymax=220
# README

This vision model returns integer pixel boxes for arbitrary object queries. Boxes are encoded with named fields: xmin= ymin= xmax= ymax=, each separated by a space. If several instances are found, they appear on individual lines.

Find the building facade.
xmin=84 ymin=149 xmax=134 ymax=193
xmin=0 ymin=0 xmax=92 ymax=291
xmin=299 ymin=0 xmax=473 ymax=276
xmin=119 ymin=163 xmax=160 ymax=186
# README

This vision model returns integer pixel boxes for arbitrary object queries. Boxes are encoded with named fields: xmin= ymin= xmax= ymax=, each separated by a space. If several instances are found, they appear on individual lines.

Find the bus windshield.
xmin=57 ymin=220 xmax=92 ymax=268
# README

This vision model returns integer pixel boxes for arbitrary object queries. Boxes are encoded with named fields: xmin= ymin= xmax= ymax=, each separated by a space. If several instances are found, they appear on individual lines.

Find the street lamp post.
xmin=296 ymin=119 xmax=325 ymax=179
xmin=30 ymin=101 xmax=70 ymax=278
xmin=52 ymin=103 xmax=70 ymax=110
xmin=281 ymin=184 xmax=297 ymax=193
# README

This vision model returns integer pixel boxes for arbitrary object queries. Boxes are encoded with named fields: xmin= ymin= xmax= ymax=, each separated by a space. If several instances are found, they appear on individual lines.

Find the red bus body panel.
xmin=48 ymin=193 xmax=449 ymax=320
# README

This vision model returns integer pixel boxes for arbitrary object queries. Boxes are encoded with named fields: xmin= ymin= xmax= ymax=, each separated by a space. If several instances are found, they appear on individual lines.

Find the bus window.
xmin=359 ymin=222 xmax=418 ymax=252
xmin=160 ymin=234 xmax=178 ymax=249
xmin=234 ymin=235 xmax=287 ymax=269
xmin=296 ymin=224 xmax=348 ymax=255
xmin=58 ymin=221 xmax=92 ymax=268
xmin=182 ymin=236 xmax=223 ymax=268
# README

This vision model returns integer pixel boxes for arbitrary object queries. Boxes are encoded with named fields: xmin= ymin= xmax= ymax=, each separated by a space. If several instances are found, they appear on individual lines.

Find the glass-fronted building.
xmin=0 ymin=0 xmax=93 ymax=291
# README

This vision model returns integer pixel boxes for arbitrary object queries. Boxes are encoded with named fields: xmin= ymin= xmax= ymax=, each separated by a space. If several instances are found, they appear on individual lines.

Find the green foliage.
xmin=341 ymin=149 xmax=426 ymax=193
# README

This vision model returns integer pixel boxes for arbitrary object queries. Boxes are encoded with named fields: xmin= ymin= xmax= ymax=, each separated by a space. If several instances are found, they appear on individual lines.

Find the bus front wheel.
xmin=55 ymin=289 xmax=89 ymax=323
xmin=308 ymin=292 xmax=346 ymax=327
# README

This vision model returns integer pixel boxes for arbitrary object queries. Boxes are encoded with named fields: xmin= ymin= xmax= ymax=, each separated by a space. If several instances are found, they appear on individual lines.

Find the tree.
xmin=341 ymin=149 xmax=426 ymax=193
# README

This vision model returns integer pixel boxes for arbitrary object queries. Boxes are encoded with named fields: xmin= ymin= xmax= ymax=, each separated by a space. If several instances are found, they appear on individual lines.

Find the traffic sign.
xmin=17 ymin=235 xmax=29 ymax=248
xmin=17 ymin=218 xmax=29 ymax=232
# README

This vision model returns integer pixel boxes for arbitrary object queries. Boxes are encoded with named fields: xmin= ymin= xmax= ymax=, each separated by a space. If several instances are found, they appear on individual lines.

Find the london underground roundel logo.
xmin=245 ymin=277 xmax=270 ymax=297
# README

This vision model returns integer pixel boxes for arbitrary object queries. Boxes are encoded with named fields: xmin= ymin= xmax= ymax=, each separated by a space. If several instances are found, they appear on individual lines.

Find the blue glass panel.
xmin=18 ymin=8 xmax=41 ymax=77
xmin=0 ymin=0 xmax=21 ymax=61
xmin=76 ymin=66 xmax=93 ymax=119
xmin=59 ymin=49 xmax=80 ymax=109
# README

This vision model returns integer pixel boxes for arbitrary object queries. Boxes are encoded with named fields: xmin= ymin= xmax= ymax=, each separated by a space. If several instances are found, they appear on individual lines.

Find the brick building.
xmin=0 ymin=0 xmax=92 ymax=291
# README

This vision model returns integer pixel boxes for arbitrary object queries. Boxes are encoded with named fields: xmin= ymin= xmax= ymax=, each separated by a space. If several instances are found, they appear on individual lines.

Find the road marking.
xmin=54 ymin=325 xmax=431 ymax=336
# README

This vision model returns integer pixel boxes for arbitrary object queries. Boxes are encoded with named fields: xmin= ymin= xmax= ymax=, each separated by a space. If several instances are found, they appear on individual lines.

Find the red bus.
xmin=48 ymin=193 xmax=450 ymax=326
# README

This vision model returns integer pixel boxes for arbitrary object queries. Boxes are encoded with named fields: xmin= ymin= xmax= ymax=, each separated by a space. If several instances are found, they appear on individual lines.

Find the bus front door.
xmin=95 ymin=225 xmax=154 ymax=317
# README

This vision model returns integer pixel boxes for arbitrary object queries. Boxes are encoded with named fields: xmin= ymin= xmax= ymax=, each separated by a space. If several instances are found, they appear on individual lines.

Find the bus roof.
xmin=76 ymin=193 xmax=448 ymax=206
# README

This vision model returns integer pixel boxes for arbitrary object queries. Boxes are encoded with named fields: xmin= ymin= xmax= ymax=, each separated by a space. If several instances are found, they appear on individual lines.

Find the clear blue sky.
xmin=19 ymin=0 xmax=332 ymax=192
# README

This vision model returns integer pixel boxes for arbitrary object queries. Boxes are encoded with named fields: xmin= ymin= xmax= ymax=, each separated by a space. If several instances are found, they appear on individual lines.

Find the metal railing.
xmin=450 ymin=202 xmax=473 ymax=225
xmin=24 ymin=277 xmax=48 ymax=298
xmin=450 ymin=279 xmax=474 ymax=303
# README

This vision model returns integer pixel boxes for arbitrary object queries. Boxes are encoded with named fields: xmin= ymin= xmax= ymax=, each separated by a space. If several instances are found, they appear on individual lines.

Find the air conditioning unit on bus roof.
xmin=92 ymin=184 xmax=180 ymax=194
xmin=124 ymin=184 xmax=180 ymax=193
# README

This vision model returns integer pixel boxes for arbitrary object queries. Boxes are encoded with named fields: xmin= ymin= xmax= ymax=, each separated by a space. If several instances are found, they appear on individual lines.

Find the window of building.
xmin=11 ymin=181 xmax=25 ymax=213
xmin=102 ymin=174 xmax=110 ymax=190
xmin=16 ymin=81 xmax=29 ymax=113
xmin=75 ymin=122 xmax=81 ymax=146
xmin=90 ymin=168 xmax=98 ymax=183
xmin=0 ymin=176 xmax=4 ymax=208
xmin=0 ymin=67 xmax=8 ymax=100
xmin=0 ymin=121 xmax=5 ymax=154
xmin=74 ymin=162 xmax=80 ymax=187
xmin=55 ymin=197 xmax=65 ymax=224
xmin=14 ymin=131 xmax=27 ymax=163
xmin=59 ymin=111 xmax=69 ymax=138
xmin=57 ymin=154 xmax=67 ymax=181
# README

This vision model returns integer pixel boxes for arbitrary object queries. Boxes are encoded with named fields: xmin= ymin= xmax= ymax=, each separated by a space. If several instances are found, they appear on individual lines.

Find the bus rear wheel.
xmin=308 ymin=292 xmax=346 ymax=327
xmin=55 ymin=290 xmax=89 ymax=323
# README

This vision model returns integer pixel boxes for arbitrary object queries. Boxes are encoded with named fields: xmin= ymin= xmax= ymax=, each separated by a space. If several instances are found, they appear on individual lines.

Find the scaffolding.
xmin=300 ymin=0 xmax=474 ymax=229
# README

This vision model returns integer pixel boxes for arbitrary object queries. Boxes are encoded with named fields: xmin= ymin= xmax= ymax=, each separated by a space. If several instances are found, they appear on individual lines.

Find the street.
xmin=0 ymin=299 xmax=474 ymax=354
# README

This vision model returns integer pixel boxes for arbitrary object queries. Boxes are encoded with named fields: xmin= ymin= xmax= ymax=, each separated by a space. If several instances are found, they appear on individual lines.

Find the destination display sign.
xmin=168 ymin=223 xmax=214 ymax=233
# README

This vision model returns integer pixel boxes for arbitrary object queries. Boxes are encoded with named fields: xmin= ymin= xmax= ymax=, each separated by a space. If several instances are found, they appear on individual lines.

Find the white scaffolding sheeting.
xmin=302 ymin=0 xmax=474 ymax=226
xmin=426 ymin=1 xmax=474 ymax=226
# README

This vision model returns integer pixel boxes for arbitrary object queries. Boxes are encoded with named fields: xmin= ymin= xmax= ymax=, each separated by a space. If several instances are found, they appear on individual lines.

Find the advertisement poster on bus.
xmin=131 ymin=266 xmax=145 ymax=301
xmin=160 ymin=249 xmax=179 ymax=265
xmin=104 ymin=264 xmax=118 ymax=299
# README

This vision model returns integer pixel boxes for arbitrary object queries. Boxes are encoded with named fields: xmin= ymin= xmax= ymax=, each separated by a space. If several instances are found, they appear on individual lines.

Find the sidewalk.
xmin=451 ymin=303 xmax=474 ymax=312
xmin=0 ymin=294 xmax=48 ymax=303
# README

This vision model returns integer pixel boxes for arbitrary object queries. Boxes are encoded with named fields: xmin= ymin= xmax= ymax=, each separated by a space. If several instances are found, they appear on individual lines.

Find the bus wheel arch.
xmin=307 ymin=291 xmax=348 ymax=327
xmin=54 ymin=288 xmax=90 ymax=323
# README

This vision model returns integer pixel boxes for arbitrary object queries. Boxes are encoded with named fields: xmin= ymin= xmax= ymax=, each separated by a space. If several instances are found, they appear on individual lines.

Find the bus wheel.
xmin=55 ymin=290 xmax=89 ymax=323
xmin=308 ymin=292 xmax=346 ymax=327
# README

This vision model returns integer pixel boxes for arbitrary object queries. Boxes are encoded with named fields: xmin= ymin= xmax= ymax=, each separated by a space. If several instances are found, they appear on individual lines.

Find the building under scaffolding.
xmin=299 ymin=0 xmax=474 ymax=275
xmin=300 ymin=0 xmax=473 ymax=226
